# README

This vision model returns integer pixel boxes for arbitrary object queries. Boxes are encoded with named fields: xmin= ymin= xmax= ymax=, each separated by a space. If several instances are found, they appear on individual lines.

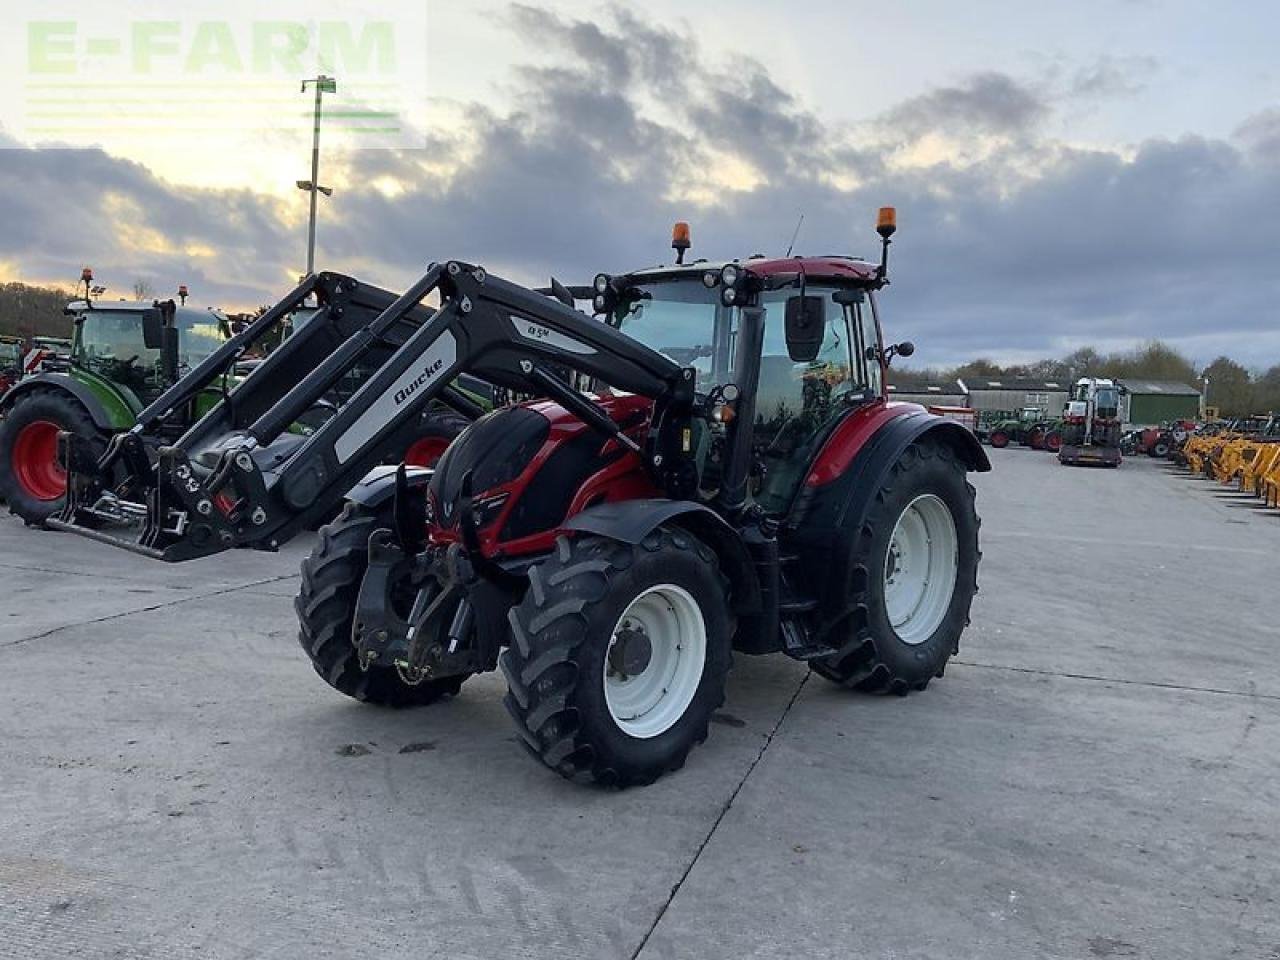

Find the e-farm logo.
xmin=2 ymin=2 xmax=428 ymax=151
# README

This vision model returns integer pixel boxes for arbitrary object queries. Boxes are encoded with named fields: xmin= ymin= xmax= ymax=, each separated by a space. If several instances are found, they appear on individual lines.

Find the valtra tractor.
xmin=52 ymin=211 xmax=989 ymax=787
xmin=1059 ymin=378 xmax=1123 ymax=467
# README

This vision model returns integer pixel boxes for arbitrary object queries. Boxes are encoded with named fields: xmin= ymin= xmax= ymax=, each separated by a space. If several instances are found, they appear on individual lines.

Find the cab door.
xmin=752 ymin=287 xmax=879 ymax=514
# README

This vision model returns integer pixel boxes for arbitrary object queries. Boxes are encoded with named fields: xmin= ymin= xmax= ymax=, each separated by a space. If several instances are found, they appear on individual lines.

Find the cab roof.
xmin=66 ymin=299 xmax=227 ymax=324
xmin=627 ymin=255 xmax=880 ymax=286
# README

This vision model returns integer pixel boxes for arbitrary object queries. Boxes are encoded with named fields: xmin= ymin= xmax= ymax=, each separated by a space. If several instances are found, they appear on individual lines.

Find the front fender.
xmin=564 ymin=499 xmax=761 ymax=614
xmin=344 ymin=464 xmax=432 ymax=509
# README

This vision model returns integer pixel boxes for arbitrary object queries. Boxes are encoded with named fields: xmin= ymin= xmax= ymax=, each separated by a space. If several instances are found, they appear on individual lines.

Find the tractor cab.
xmin=596 ymin=256 xmax=890 ymax=513
xmin=65 ymin=299 xmax=230 ymax=405
xmin=1065 ymin=378 xmax=1120 ymax=421
xmin=589 ymin=210 xmax=913 ymax=519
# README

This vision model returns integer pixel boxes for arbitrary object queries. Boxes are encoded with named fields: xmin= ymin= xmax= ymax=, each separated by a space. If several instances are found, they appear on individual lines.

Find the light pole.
xmin=299 ymin=75 xmax=337 ymax=276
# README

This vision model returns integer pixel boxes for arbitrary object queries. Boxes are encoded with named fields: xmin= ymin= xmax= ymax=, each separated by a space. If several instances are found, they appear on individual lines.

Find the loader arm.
xmin=51 ymin=261 xmax=694 ymax=561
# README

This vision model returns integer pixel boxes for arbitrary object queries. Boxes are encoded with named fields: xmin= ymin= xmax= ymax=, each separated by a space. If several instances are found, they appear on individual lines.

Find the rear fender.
xmin=563 ymin=499 xmax=761 ymax=615
xmin=0 ymin=373 xmax=125 ymax=431
xmin=786 ymin=409 xmax=988 ymax=641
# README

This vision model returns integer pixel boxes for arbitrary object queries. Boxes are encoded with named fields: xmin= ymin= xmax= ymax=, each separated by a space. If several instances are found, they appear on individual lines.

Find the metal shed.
xmin=1118 ymin=380 xmax=1201 ymax=426
xmin=957 ymin=378 xmax=1071 ymax=418
xmin=887 ymin=376 xmax=967 ymax=407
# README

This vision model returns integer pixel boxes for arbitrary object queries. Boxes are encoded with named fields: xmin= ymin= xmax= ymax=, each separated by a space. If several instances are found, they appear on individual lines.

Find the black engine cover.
xmin=428 ymin=406 xmax=549 ymax=528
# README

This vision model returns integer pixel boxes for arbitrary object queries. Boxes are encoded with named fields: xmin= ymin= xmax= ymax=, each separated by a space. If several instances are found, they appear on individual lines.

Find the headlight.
xmin=720 ymin=264 xmax=740 ymax=288
xmin=720 ymin=286 xmax=738 ymax=307
xmin=702 ymin=271 xmax=718 ymax=289
xmin=593 ymin=273 xmax=610 ymax=294
xmin=593 ymin=294 xmax=608 ymax=313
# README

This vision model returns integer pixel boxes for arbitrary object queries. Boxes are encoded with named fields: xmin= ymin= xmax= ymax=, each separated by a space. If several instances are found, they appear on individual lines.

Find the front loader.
xmin=53 ymin=211 xmax=989 ymax=787
xmin=47 ymin=271 xmax=489 ymax=549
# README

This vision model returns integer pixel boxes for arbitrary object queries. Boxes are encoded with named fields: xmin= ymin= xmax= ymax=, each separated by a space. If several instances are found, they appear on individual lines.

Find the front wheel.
xmin=295 ymin=501 xmax=468 ymax=706
xmin=812 ymin=439 xmax=980 ymax=694
xmin=501 ymin=527 xmax=731 ymax=787
xmin=988 ymin=431 xmax=1009 ymax=449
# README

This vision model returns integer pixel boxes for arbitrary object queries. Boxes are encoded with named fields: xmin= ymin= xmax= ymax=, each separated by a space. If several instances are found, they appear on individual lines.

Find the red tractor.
xmin=53 ymin=210 xmax=988 ymax=786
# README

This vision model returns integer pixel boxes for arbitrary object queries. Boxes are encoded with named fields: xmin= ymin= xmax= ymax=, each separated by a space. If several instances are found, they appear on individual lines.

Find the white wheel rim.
xmin=604 ymin=584 xmax=706 ymax=739
xmin=883 ymin=494 xmax=959 ymax=646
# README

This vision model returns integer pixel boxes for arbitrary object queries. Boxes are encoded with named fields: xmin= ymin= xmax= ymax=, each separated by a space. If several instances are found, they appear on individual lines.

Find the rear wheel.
xmin=1044 ymin=431 xmax=1062 ymax=453
xmin=1151 ymin=439 xmax=1172 ymax=458
xmin=501 ymin=527 xmax=731 ymax=787
xmin=0 ymin=389 xmax=107 ymax=526
xmin=812 ymin=439 xmax=979 ymax=694
xmin=295 ymin=500 xmax=467 ymax=706
xmin=989 ymin=430 xmax=1009 ymax=449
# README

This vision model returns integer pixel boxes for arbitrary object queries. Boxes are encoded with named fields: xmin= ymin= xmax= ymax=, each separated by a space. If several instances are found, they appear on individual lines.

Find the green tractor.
xmin=986 ymin=407 xmax=1058 ymax=450
xmin=0 ymin=292 xmax=234 ymax=524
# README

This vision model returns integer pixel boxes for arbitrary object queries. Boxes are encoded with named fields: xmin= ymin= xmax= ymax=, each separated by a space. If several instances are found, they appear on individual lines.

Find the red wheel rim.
xmin=1046 ymin=435 xmax=1062 ymax=452
xmin=11 ymin=420 xmax=65 ymax=500
xmin=404 ymin=437 xmax=450 ymax=468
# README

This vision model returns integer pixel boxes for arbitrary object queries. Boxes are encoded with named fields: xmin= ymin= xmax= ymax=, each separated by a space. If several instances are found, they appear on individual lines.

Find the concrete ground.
xmin=0 ymin=449 xmax=1277 ymax=960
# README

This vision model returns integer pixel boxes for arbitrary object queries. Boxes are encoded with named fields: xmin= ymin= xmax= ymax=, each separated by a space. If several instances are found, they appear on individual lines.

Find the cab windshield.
xmin=75 ymin=308 xmax=225 ymax=375
xmin=614 ymin=282 xmax=727 ymax=390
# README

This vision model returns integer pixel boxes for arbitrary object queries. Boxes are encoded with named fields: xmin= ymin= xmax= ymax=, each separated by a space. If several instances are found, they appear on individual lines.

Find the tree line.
xmin=898 ymin=340 xmax=1272 ymax=417
xmin=0 ymin=282 xmax=76 ymax=340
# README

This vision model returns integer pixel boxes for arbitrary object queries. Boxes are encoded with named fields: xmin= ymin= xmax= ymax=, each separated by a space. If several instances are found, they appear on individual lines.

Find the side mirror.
xmin=895 ymin=340 xmax=915 ymax=358
xmin=785 ymin=295 xmax=825 ymax=362
xmin=141 ymin=308 xmax=164 ymax=350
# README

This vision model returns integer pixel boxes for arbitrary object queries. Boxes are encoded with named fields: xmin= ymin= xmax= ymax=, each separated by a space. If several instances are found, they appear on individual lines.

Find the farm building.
xmin=1118 ymin=380 xmax=1201 ymax=426
xmin=957 ymin=378 xmax=1070 ymax=418
xmin=887 ymin=376 xmax=967 ymax=407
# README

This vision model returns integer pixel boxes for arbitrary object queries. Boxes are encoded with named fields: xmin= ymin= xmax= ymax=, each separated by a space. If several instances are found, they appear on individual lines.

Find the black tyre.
xmin=501 ymin=527 xmax=732 ymax=787
xmin=988 ymin=430 xmax=1010 ymax=449
xmin=812 ymin=439 xmax=980 ymax=694
xmin=0 ymin=389 xmax=107 ymax=526
xmin=1150 ymin=439 xmax=1172 ymax=458
xmin=404 ymin=408 xmax=471 ymax=468
xmin=295 ymin=500 xmax=467 ymax=706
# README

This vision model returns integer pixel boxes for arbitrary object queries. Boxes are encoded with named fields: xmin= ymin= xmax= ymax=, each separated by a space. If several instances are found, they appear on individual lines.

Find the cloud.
xmin=1069 ymin=55 xmax=1159 ymax=100
xmin=1234 ymin=108 xmax=1280 ymax=161
xmin=882 ymin=72 xmax=1048 ymax=142
xmin=1 ymin=5 xmax=1278 ymax=372
xmin=0 ymin=140 xmax=295 ymax=304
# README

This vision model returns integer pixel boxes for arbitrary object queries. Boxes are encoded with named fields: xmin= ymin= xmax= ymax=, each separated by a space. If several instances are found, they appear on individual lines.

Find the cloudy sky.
xmin=1 ymin=0 xmax=1277 ymax=368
